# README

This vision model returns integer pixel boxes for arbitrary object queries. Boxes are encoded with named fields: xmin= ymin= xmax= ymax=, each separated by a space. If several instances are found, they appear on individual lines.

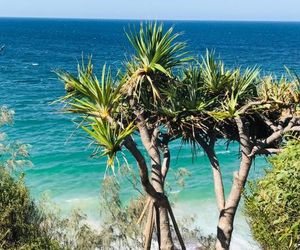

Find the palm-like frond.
xmin=259 ymin=76 xmax=300 ymax=105
xmin=161 ymin=65 xmax=206 ymax=116
xmin=57 ymin=59 xmax=135 ymax=169
xmin=208 ymin=66 xmax=260 ymax=120
xmin=57 ymin=60 xmax=123 ymax=119
xmin=124 ymin=22 xmax=190 ymax=102
xmin=208 ymin=94 xmax=240 ymax=120
xmin=126 ymin=22 xmax=189 ymax=74
xmin=280 ymin=68 xmax=300 ymax=104
xmin=82 ymin=119 xmax=136 ymax=169
xmin=201 ymin=50 xmax=234 ymax=94
xmin=230 ymin=67 xmax=259 ymax=99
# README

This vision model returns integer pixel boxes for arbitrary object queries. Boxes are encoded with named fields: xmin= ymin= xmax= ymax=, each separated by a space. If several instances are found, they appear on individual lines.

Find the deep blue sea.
xmin=1 ymin=18 xmax=300 ymax=249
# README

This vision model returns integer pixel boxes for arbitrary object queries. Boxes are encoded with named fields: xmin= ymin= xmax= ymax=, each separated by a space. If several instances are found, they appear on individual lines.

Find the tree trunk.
xmin=137 ymin=119 xmax=175 ymax=250
xmin=216 ymin=209 xmax=234 ymax=250
xmin=124 ymin=136 xmax=174 ymax=249
xmin=144 ymin=201 xmax=155 ymax=250
xmin=152 ymin=164 xmax=174 ymax=250
xmin=215 ymin=172 xmax=241 ymax=250
xmin=196 ymin=136 xmax=225 ymax=212
xmin=215 ymin=118 xmax=253 ymax=250
xmin=158 ymin=204 xmax=174 ymax=250
xmin=205 ymin=144 xmax=225 ymax=212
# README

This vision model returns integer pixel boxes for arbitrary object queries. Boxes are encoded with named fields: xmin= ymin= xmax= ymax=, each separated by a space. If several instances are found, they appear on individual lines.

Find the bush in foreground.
xmin=244 ymin=140 xmax=300 ymax=250
xmin=0 ymin=166 xmax=216 ymax=250
xmin=0 ymin=167 xmax=60 ymax=249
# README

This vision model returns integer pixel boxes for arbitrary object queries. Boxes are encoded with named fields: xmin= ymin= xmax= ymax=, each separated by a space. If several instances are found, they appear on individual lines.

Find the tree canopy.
xmin=57 ymin=22 xmax=300 ymax=250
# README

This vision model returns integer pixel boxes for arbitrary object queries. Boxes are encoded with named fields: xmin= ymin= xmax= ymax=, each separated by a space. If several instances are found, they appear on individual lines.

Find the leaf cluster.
xmin=57 ymin=22 xmax=300 ymax=171
xmin=244 ymin=140 xmax=300 ymax=250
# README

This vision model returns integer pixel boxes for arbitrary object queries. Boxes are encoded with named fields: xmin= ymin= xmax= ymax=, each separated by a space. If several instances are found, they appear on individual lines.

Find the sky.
xmin=0 ymin=0 xmax=300 ymax=21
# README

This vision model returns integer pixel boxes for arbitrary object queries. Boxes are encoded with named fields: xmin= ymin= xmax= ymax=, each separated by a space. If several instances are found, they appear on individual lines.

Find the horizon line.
xmin=1 ymin=16 xmax=300 ymax=23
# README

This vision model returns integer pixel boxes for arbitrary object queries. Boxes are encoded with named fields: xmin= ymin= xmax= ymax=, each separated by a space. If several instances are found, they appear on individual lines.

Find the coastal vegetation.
xmin=1 ymin=21 xmax=299 ymax=250
xmin=57 ymin=23 xmax=191 ymax=250
xmin=244 ymin=139 xmax=300 ymax=250
xmin=56 ymin=22 xmax=300 ymax=250
xmin=0 ymin=106 xmax=215 ymax=249
xmin=0 ymin=107 xmax=58 ymax=249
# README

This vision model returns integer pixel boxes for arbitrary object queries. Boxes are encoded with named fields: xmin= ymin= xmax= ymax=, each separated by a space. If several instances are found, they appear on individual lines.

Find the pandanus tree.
xmin=211 ymin=74 xmax=300 ymax=250
xmin=161 ymin=51 xmax=300 ymax=250
xmin=57 ymin=23 xmax=190 ymax=250
xmin=57 ymin=22 xmax=300 ymax=250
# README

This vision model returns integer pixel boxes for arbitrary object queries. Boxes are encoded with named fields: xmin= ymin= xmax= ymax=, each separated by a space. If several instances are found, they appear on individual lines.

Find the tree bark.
xmin=137 ymin=119 xmax=175 ymax=250
xmin=124 ymin=136 xmax=173 ymax=249
xmin=144 ymin=200 xmax=155 ymax=250
xmin=215 ymin=118 xmax=253 ymax=250
xmin=196 ymin=136 xmax=225 ymax=212
xmin=150 ymin=151 xmax=174 ymax=250
xmin=215 ymin=171 xmax=244 ymax=250
xmin=216 ymin=207 xmax=234 ymax=250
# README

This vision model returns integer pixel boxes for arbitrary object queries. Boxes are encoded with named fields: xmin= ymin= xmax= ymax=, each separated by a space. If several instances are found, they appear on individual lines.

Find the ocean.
xmin=1 ymin=18 xmax=300 ymax=249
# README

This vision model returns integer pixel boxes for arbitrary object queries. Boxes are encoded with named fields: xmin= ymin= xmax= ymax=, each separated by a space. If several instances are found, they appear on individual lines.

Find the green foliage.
xmin=0 ymin=167 xmax=61 ymax=249
xmin=0 ymin=107 xmax=58 ymax=249
xmin=98 ymin=176 xmax=145 ymax=249
xmin=124 ymin=22 xmax=190 ymax=102
xmin=82 ymin=119 xmax=136 ymax=170
xmin=258 ymin=75 xmax=300 ymax=110
xmin=57 ymin=22 xmax=300 ymax=172
xmin=200 ymin=51 xmax=260 ymax=119
xmin=244 ymin=140 xmax=300 ymax=250
xmin=201 ymin=50 xmax=234 ymax=94
xmin=126 ymin=22 xmax=189 ymax=76
xmin=57 ymin=62 xmax=136 ymax=170
xmin=37 ymin=199 xmax=104 ymax=250
xmin=57 ymin=63 xmax=123 ymax=119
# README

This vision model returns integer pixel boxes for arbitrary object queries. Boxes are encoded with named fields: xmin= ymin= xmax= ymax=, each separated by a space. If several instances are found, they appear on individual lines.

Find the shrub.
xmin=244 ymin=140 xmax=300 ymax=250
xmin=0 ymin=107 xmax=58 ymax=249
xmin=0 ymin=167 xmax=61 ymax=249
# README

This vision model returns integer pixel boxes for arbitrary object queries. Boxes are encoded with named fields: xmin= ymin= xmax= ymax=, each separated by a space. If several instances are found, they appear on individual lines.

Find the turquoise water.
xmin=1 ymin=18 xmax=300 ymax=248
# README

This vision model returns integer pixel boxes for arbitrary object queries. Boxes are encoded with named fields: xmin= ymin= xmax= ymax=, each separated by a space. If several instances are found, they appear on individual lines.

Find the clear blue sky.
xmin=0 ymin=0 xmax=299 ymax=21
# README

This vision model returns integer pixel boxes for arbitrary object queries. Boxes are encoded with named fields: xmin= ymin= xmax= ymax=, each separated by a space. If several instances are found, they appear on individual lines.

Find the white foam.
xmin=174 ymin=199 xmax=261 ymax=250
xmin=65 ymin=197 xmax=94 ymax=203
xmin=58 ymin=196 xmax=261 ymax=249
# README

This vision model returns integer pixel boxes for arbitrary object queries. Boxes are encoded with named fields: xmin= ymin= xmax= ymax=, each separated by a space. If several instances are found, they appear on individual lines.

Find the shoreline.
xmin=55 ymin=195 xmax=260 ymax=249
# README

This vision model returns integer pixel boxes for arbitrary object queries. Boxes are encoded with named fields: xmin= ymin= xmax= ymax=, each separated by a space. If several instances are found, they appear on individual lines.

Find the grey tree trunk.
xmin=216 ymin=210 xmax=234 ymax=250
xmin=215 ymin=172 xmax=241 ymax=250
xmin=215 ymin=118 xmax=253 ymax=250
xmin=137 ymin=120 xmax=175 ymax=250
xmin=151 ymin=160 xmax=174 ymax=250
xmin=158 ymin=205 xmax=174 ymax=250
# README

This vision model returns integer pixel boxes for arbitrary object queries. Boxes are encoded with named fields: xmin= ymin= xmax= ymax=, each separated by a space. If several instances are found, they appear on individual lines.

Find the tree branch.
xmin=124 ymin=137 xmax=160 ymax=200
xmin=250 ymin=117 xmax=300 ymax=157
xmin=196 ymin=134 xmax=225 ymax=212
xmin=254 ymin=148 xmax=283 ymax=155
xmin=161 ymin=142 xmax=170 ymax=185
xmin=225 ymin=117 xmax=252 ymax=212
xmin=257 ymin=113 xmax=279 ymax=132
xmin=238 ymin=100 xmax=270 ymax=114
